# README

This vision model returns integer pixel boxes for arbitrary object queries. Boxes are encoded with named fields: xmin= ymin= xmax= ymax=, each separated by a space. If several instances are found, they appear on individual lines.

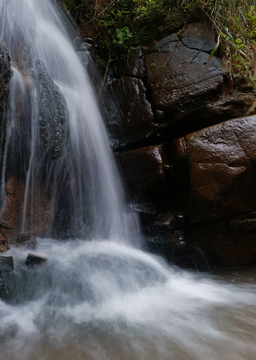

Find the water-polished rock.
xmin=145 ymin=27 xmax=227 ymax=111
xmin=26 ymin=253 xmax=47 ymax=266
xmin=185 ymin=115 xmax=256 ymax=223
xmin=116 ymin=145 xmax=167 ymax=202
xmin=105 ymin=77 xmax=154 ymax=149
xmin=173 ymin=115 xmax=256 ymax=267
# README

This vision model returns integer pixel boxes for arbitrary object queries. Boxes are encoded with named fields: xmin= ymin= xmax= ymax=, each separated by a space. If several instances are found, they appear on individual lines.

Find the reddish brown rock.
xmin=173 ymin=115 xmax=256 ymax=267
xmin=185 ymin=115 xmax=256 ymax=223
xmin=0 ymin=177 xmax=51 ymax=252
xmin=116 ymin=145 xmax=167 ymax=202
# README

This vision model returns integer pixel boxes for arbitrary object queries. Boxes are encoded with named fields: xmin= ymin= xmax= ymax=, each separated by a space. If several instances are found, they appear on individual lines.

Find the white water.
xmin=1 ymin=239 xmax=256 ymax=360
xmin=0 ymin=1 xmax=256 ymax=359
xmin=0 ymin=0 xmax=140 ymax=242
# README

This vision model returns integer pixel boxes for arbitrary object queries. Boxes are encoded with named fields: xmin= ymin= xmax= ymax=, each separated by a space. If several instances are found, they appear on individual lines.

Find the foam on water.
xmin=0 ymin=239 xmax=256 ymax=360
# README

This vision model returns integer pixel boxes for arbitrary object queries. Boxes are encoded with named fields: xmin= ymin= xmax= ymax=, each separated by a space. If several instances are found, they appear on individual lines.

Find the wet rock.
xmin=116 ymin=47 xmax=145 ymax=78
xmin=171 ymin=115 xmax=256 ymax=267
xmin=142 ymin=21 xmax=256 ymax=135
xmin=181 ymin=21 xmax=216 ymax=53
xmin=116 ymin=145 xmax=167 ymax=202
xmin=35 ymin=60 xmax=68 ymax=163
xmin=16 ymin=233 xmax=37 ymax=250
xmin=168 ymin=92 xmax=256 ymax=137
xmin=145 ymin=38 xmax=227 ymax=113
xmin=185 ymin=115 xmax=256 ymax=223
xmin=26 ymin=253 xmax=47 ymax=267
xmin=0 ymin=38 xmax=12 ymax=101
xmin=75 ymin=37 xmax=93 ymax=52
xmin=0 ymin=256 xmax=14 ymax=273
xmin=105 ymin=77 xmax=154 ymax=149
xmin=0 ymin=177 xmax=51 ymax=252
xmin=191 ymin=219 xmax=256 ymax=268
xmin=145 ymin=231 xmax=210 ymax=271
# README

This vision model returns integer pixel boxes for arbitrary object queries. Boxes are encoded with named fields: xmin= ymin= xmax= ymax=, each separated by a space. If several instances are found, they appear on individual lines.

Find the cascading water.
xmin=0 ymin=1 xmax=256 ymax=360
xmin=0 ymin=0 xmax=140 ymax=242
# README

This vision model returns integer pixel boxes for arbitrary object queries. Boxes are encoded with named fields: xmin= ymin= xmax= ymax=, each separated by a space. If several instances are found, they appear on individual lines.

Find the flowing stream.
xmin=0 ymin=1 xmax=256 ymax=359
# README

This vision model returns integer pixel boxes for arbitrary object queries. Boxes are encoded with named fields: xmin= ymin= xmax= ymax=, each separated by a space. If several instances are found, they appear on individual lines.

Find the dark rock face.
xmin=181 ymin=21 xmax=216 ymax=52
xmin=143 ymin=31 xmax=255 ymax=135
xmin=105 ymin=77 xmax=154 ymax=149
xmin=145 ymin=42 xmax=226 ymax=111
xmin=0 ymin=256 xmax=13 ymax=299
xmin=35 ymin=60 xmax=68 ymax=164
xmin=116 ymin=145 xmax=167 ymax=202
xmin=174 ymin=115 xmax=256 ymax=267
xmin=104 ymin=21 xmax=256 ymax=268
xmin=0 ymin=40 xmax=12 ymax=252
xmin=0 ymin=39 xmax=12 ymax=121
xmin=185 ymin=115 xmax=256 ymax=223
xmin=116 ymin=47 xmax=145 ymax=78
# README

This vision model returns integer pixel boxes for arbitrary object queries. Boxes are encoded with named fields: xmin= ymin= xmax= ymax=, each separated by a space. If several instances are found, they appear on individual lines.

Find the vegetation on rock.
xmin=60 ymin=0 xmax=256 ymax=87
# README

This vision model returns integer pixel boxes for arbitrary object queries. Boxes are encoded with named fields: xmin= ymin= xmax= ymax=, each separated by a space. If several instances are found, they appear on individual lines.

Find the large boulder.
xmin=144 ymin=22 xmax=256 ymax=135
xmin=145 ymin=25 xmax=227 ymax=112
xmin=174 ymin=115 xmax=256 ymax=267
xmin=185 ymin=115 xmax=256 ymax=223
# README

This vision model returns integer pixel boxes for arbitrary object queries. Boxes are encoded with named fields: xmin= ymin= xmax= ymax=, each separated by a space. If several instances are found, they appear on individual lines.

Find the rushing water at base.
xmin=1 ymin=239 xmax=256 ymax=360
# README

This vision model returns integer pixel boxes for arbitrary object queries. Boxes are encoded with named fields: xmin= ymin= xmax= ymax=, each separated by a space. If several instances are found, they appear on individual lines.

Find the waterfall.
xmin=0 ymin=0 xmax=140 ymax=243
xmin=1 ymin=1 xmax=256 ymax=360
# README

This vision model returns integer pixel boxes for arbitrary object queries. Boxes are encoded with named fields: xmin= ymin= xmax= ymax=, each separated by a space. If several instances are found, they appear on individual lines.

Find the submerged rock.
xmin=0 ymin=256 xmax=13 ymax=299
xmin=16 ymin=233 xmax=37 ymax=250
xmin=0 ymin=256 xmax=14 ymax=273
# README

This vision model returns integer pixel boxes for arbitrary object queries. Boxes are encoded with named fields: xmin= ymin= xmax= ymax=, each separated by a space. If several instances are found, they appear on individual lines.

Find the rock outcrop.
xmin=104 ymin=21 xmax=256 ymax=268
xmin=178 ymin=115 xmax=256 ymax=267
xmin=0 ymin=39 xmax=12 ymax=123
